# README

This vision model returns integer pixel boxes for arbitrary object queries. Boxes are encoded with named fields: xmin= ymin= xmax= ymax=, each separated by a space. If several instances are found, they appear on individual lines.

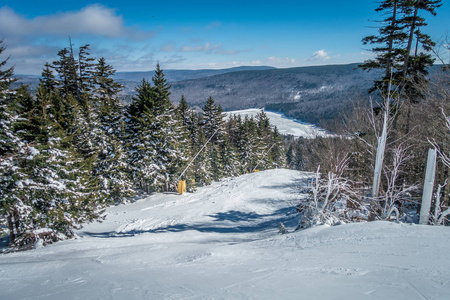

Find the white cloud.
xmin=180 ymin=42 xmax=221 ymax=52
xmin=308 ymin=49 xmax=331 ymax=61
xmin=0 ymin=5 xmax=155 ymax=40
xmin=7 ymin=44 xmax=58 ymax=59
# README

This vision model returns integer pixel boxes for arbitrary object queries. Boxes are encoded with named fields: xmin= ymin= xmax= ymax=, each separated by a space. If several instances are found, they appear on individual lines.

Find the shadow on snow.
xmin=81 ymin=206 xmax=299 ymax=239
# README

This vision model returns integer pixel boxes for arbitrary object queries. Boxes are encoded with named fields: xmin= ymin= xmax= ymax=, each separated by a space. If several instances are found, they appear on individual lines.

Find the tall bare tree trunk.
xmin=385 ymin=0 xmax=398 ymax=81
xmin=402 ymin=5 xmax=419 ymax=85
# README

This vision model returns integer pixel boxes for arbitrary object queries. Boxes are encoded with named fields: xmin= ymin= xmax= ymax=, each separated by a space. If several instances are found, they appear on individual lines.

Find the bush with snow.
xmin=295 ymin=156 xmax=367 ymax=230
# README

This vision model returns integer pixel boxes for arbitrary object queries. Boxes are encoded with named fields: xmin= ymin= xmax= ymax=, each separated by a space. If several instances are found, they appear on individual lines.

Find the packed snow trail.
xmin=1 ymin=169 xmax=450 ymax=299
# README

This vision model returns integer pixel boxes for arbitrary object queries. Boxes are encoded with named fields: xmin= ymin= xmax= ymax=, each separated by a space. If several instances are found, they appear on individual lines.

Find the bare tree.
xmin=296 ymin=155 xmax=365 ymax=230
xmin=379 ymin=144 xmax=417 ymax=220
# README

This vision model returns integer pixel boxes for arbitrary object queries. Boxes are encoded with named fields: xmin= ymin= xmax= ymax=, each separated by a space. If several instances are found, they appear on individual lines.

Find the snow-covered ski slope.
xmin=2 ymin=169 xmax=450 ymax=300
xmin=226 ymin=108 xmax=330 ymax=138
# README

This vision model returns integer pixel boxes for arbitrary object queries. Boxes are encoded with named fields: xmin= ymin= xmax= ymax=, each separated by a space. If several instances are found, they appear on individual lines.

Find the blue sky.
xmin=1 ymin=0 xmax=449 ymax=74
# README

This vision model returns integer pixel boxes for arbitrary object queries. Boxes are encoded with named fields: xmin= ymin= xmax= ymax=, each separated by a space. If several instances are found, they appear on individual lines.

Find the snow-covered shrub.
xmin=278 ymin=222 xmax=288 ymax=234
xmin=295 ymin=156 xmax=365 ymax=230
xmin=371 ymin=143 xmax=419 ymax=221
xmin=429 ymin=181 xmax=450 ymax=225
xmin=428 ymin=109 xmax=450 ymax=225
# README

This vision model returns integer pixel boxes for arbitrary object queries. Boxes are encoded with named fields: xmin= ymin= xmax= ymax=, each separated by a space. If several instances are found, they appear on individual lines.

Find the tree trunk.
xmin=7 ymin=213 xmax=15 ymax=245
xmin=13 ymin=208 xmax=20 ymax=237
xmin=385 ymin=0 xmax=398 ymax=81
xmin=402 ymin=6 xmax=419 ymax=87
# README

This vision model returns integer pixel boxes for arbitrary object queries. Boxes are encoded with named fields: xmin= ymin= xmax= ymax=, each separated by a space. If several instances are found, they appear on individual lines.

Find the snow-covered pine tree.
xmin=151 ymin=63 xmax=172 ymax=113
xmin=0 ymin=40 xmax=27 ymax=245
xmin=52 ymin=45 xmax=134 ymax=206
xmin=191 ymin=127 xmax=214 ymax=186
xmin=225 ymin=114 xmax=245 ymax=175
xmin=126 ymin=65 xmax=190 ymax=192
xmin=253 ymin=109 xmax=273 ymax=170
xmin=268 ymin=126 xmax=287 ymax=168
xmin=150 ymin=65 xmax=190 ymax=191
xmin=201 ymin=96 xmax=227 ymax=179
xmin=93 ymin=57 xmax=134 ymax=203
xmin=202 ymin=96 xmax=225 ymax=143
xmin=77 ymin=45 xmax=96 ymax=98
xmin=219 ymin=138 xmax=240 ymax=177
xmin=177 ymin=95 xmax=190 ymax=127
xmin=178 ymin=109 xmax=204 ymax=187
xmin=237 ymin=116 xmax=260 ymax=173
xmin=52 ymin=47 xmax=79 ymax=100
xmin=126 ymin=78 xmax=157 ymax=192
xmin=8 ymin=72 xmax=107 ymax=247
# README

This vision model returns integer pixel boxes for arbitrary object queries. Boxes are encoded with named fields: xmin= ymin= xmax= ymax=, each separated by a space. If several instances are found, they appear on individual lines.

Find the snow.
xmin=1 ymin=169 xmax=450 ymax=299
xmin=26 ymin=146 xmax=40 ymax=160
xmin=226 ymin=108 xmax=331 ymax=138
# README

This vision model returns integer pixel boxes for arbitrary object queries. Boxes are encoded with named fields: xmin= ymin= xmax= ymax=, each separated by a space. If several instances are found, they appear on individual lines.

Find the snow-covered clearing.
xmin=226 ymin=108 xmax=330 ymax=138
xmin=1 ymin=169 xmax=450 ymax=299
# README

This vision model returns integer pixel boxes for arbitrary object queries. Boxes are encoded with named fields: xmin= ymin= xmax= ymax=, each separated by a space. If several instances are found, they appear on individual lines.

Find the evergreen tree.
xmin=219 ymin=138 xmax=240 ymax=177
xmin=360 ymin=0 xmax=407 ymax=94
xmin=151 ymin=63 xmax=172 ymax=113
xmin=191 ymin=127 xmax=214 ymax=186
xmin=127 ymin=78 xmax=154 ymax=117
xmin=237 ymin=116 xmax=260 ymax=173
xmin=268 ymin=126 xmax=287 ymax=168
xmin=0 ymin=40 xmax=26 ymax=244
xmin=400 ymin=0 xmax=441 ymax=101
xmin=360 ymin=0 xmax=441 ymax=99
xmin=254 ymin=109 xmax=274 ymax=170
xmin=126 ymin=65 xmax=190 ymax=192
xmin=9 ymin=72 xmax=106 ymax=247
xmin=77 ymin=44 xmax=96 ymax=96
xmin=150 ymin=65 xmax=190 ymax=191
xmin=93 ymin=57 xmax=134 ymax=203
xmin=52 ymin=47 xmax=79 ymax=99
xmin=94 ymin=57 xmax=124 ymax=103
xmin=202 ymin=96 xmax=225 ymax=142
xmin=201 ymin=97 xmax=227 ymax=179
xmin=177 ymin=95 xmax=190 ymax=127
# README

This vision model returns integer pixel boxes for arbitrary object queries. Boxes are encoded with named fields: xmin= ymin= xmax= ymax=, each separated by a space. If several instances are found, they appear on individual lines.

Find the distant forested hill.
xmin=169 ymin=63 xmax=379 ymax=125
xmin=14 ymin=63 xmax=380 ymax=126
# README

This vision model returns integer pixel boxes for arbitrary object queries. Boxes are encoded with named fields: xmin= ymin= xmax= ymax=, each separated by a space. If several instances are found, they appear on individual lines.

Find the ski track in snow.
xmin=1 ymin=169 xmax=450 ymax=299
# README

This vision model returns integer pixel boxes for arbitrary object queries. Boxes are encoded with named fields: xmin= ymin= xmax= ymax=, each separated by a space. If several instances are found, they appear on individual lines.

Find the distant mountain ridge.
xmin=13 ymin=63 xmax=379 ymax=127
xmin=114 ymin=65 xmax=276 ymax=82
xmin=169 ymin=63 xmax=379 ymax=125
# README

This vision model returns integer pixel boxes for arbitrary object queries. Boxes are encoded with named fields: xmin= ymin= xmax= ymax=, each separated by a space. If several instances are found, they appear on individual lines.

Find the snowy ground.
xmin=1 ymin=169 xmax=450 ymax=299
xmin=226 ymin=108 xmax=330 ymax=138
